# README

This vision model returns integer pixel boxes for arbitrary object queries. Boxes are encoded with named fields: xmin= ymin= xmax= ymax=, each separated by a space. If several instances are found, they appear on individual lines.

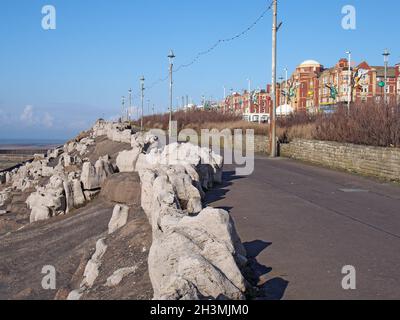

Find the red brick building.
xmin=397 ymin=64 xmax=400 ymax=104
xmin=221 ymin=57 xmax=400 ymax=117
xmin=373 ymin=66 xmax=397 ymax=104
xmin=224 ymin=89 xmax=272 ymax=115
xmin=352 ymin=61 xmax=377 ymax=104
xmin=319 ymin=59 xmax=352 ymax=108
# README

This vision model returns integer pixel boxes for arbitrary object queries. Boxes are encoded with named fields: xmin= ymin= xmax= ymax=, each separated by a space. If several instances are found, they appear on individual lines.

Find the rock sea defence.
xmin=1 ymin=119 xmax=248 ymax=300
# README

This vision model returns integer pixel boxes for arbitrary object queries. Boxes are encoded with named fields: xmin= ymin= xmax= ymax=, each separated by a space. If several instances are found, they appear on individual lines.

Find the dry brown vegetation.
xmin=136 ymin=109 xmax=242 ymax=131
xmin=135 ymin=102 xmax=400 ymax=148
xmin=314 ymin=103 xmax=400 ymax=148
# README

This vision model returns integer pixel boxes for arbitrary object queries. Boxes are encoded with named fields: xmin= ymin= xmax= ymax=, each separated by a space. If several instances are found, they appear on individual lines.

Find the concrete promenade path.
xmin=206 ymin=156 xmax=400 ymax=300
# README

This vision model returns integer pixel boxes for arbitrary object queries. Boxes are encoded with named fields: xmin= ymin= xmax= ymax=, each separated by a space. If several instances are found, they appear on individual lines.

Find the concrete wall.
xmin=178 ymin=134 xmax=270 ymax=154
xmin=281 ymin=139 xmax=400 ymax=182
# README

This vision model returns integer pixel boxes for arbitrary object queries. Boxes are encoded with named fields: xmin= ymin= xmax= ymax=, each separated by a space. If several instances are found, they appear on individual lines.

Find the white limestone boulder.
xmin=61 ymin=154 xmax=82 ymax=167
xmin=41 ymin=163 xmax=55 ymax=177
xmin=108 ymin=204 xmax=129 ymax=234
xmin=80 ymin=137 xmax=95 ymax=146
xmin=47 ymin=148 xmax=63 ymax=160
xmin=30 ymin=206 xmax=51 ymax=223
xmin=5 ymin=172 xmax=12 ymax=184
xmin=65 ymin=142 xmax=77 ymax=154
xmin=112 ymin=129 xmax=132 ymax=144
xmin=131 ymin=132 xmax=159 ymax=151
xmin=135 ymin=149 xmax=162 ymax=172
xmin=27 ymin=175 xmax=67 ymax=223
xmin=165 ymin=166 xmax=203 ymax=215
xmin=66 ymin=288 xmax=84 ymax=301
xmin=139 ymin=170 xmax=157 ymax=220
xmin=0 ymin=189 xmax=11 ymax=207
xmin=175 ymin=208 xmax=247 ymax=268
xmin=105 ymin=267 xmax=137 ymax=287
xmin=81 ymin=238 xmax=108 ymax=288
xmin=64 ymin=175 xmax=86 ymax=213
xmin=116 ymin=147 xmax=142 ymax=173
xmin=81 ymin=156 xmax=114 ymax=191
xmin=80 ymin=162 xmax=99 ymax=190
xmin=0 ymin=172 xmax=5 ymax=185
xmin=95 ymin=155 xmax=114 ymax=184
xmin=143 ymin=142 xmax=224 ymax=189
xmin=149 ymin=229 xmax=246 ymax=300
xmin=76 ymin=143 xmax=88 ymax=156
xmin=92 ymin=119 xmax=109 ymax=137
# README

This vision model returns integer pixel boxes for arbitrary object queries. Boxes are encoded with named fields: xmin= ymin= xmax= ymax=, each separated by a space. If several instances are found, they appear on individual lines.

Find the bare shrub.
xmin=134 ymin=109 xmax=242 ymax=131
xmin=313 ymin=102 xmax=400 ymax=147
xmin=133 ymin=109 xmax=270 ymax=135
xmin=277 ymin=111 xmax=318 ymax=142
xmin=134 ymin=102 xmax=400 ymax=148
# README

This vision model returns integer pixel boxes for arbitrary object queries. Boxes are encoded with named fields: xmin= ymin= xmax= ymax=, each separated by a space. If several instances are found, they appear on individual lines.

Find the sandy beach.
xmin=0 ymin=141 xmax=64 ymax=171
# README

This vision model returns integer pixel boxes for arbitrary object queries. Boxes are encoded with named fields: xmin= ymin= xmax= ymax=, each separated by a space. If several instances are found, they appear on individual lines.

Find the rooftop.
xmin=373 ymin=66 xmax=397 ymax=78
xmin=299 ymin=60 xmax=321 ymax=67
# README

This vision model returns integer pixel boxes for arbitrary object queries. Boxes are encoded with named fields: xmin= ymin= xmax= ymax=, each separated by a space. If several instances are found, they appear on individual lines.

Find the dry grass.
xmin=134 ymin=102 xmax=400 ymax=148
xmin=183 ymin=120 xmax=268 ymax=135
xmin=134 ymin=109 xmax=242 ymax=131
xmin=277 ymin=123 xmax=315 ymax=142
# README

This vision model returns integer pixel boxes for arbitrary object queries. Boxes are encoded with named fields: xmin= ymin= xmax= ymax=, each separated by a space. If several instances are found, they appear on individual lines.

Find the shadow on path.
xmin=205 ymin=170 xmax=289 ymax=300
xmin=244 ymin=240 xmax=289 ymax=300
xmin=204 ymin=171 xmax=244 ymax=207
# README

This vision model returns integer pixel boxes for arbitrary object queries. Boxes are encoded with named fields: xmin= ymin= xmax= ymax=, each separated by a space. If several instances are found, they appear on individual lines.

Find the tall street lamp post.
xmin=247 ymin=78 xmax=251 ymax=114
xmin=284 ymin=67 xmax=288 ymax=105
xmin=168 ymin=50 xmax=176 ymax=138
xmin=140 ymin=76 xmax=145 ymax=131
xmin=121 ymin=96 xmax=125 ymax=122
xmin=128 ymin=88 xmax=132 ymax=122
xmin=383 ymin=49 xmax=390 ymax=105
xmin=345 ymin=50 xmax=352 ymax=113
xmin=279 ymin=75 xmax=284 ymax=118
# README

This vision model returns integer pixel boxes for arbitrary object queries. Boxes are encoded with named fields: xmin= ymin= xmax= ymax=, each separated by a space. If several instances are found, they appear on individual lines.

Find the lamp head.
xmin=383 ymin=48 xmax=390 ymax=57
xmin=168 ymin=50 xmax=175 ymax=64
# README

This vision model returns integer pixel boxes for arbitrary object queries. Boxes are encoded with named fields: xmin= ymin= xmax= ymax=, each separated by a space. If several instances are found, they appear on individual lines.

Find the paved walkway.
xmin=206 ymin=156 xmax=400 ymax=300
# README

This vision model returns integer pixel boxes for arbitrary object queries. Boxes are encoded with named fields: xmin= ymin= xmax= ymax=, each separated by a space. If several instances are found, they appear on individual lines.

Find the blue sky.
xmin=0 ymin=0 xmax=399 ymax=140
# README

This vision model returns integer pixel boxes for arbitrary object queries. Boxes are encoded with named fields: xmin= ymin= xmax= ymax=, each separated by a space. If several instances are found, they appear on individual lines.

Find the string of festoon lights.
xmin=122 ymin=1 xmax=274 ymax=118
xmin=146 ymin=1 xmax=274 ymax=90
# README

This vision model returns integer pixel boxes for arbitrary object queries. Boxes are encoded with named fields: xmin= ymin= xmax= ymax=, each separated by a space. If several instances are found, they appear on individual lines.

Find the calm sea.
xmin=0 ymin=139 xmax=66 ymax=150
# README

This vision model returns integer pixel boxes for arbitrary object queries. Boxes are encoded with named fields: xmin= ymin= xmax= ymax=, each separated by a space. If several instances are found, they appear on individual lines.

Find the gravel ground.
xmin=0 ymin=198 xmax=153 ymax=300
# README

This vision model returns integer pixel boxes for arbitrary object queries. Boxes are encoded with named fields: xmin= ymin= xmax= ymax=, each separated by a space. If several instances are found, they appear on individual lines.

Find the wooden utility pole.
xmin=270 ymin=0 xmax=278 ymax=157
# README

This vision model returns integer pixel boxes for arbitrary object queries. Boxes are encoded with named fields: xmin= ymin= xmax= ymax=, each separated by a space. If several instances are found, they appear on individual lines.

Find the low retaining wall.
xmin=178 ymin=134 xmax=270 ymax=154
xmin=281 ymin=139 xmax=400 ymax=182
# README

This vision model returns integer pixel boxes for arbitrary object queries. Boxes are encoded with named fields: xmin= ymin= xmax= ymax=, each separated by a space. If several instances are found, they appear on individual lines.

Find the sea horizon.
xmin=0 ymin=138 xmax=67 ymax=150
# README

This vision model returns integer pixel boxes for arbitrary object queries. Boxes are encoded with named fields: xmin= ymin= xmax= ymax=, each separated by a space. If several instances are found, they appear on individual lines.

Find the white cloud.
xmin=20 ymin=105 xmax=55 ymax=127
xmin=20 ymin=105 xmax=35 ymax=124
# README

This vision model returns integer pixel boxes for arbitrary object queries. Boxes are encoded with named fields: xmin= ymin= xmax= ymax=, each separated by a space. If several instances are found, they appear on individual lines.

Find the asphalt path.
xmin=206 ymin=156 xmax=400 ymax=300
